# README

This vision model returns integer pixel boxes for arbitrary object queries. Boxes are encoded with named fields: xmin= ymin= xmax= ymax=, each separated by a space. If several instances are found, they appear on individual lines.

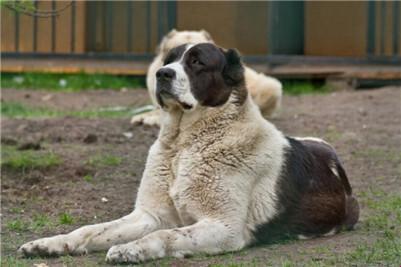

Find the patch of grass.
xmin=6 ymin=214 xmax=53 ymax=233
xmin=1 ymin=72 xmax=145 ymax=91
xmin=1 ymin=101 xmax=60 ymax=118
xmin=341 ymin=191 xmax=401 ymax=265
xmin=83 ymin=174 xmax=94 ymax=183
xmin=7 ymin=219 xmax=29 ymax=232
xmin=31 ymin=214 xmax=52 ymax=230
xmin=9 ymin=207 xmax=25 ymax=214
xmin=59 ymin=212 xmax=74 ymax=225
xmin=282 ymin=80 xmax=331 ymax=95
xmin=1 ymin=145 xmax=61 ymax=172
xmin=87 ymin=154 xmax=122 ymax=167
xmin=0 ymin=257 xmax=31 ymax=267
xmin=1 ymin=102 xmax=132 ymax=119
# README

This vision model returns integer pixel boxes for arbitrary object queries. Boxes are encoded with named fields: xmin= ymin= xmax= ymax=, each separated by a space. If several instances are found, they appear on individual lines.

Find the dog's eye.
xmin=191 ymin=58 xmax=203 ymax=66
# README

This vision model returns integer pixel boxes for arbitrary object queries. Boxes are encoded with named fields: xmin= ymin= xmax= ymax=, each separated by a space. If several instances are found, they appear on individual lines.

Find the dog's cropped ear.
xmin=157 ymin=29 xmax=178 ymax=54
xmin=222 ymin=49 xmax=244 ymax=86
xmin=200 ymin=29 xmax=214 ymax=42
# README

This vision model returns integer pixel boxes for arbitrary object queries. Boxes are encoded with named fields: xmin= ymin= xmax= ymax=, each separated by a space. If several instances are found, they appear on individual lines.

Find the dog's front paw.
xmin=130 ymin=110 xmax=160 ymax=126
xmin=18 ymin=235 xmax=79 ymax=257
xmin=106 ymin=243 xmax=144 ymax=264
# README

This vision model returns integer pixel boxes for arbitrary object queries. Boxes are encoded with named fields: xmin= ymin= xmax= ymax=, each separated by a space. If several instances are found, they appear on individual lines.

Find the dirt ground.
xmin=1 ymin=87 xmax=400 ymax=266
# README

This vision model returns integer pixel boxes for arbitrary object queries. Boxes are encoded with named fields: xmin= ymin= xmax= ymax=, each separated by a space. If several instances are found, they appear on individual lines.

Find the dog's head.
xmin=158 ymin=29 xmax=214 ymax=55
xmin=155 ymin=43 xmax=246 ymax=112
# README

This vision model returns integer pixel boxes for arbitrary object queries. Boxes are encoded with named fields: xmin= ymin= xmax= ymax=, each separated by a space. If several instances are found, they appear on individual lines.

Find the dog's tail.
xmin=336 ymin=162 xmax=360 ymax=230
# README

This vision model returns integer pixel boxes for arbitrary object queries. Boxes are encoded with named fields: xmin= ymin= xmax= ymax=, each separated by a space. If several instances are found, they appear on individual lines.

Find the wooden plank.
xmin=74 ymin=1 xmax=86 ymax=53
xmin=36 ymin=1 xmax=52 ymax=52
xmin=177 ymin=2 xmax=237 ymax=48
xmin=55 ymin=0 xmax=72 ymax=53
xmin=18 ymin=11 xmax=34 ymax=52
xmin=305 ymin=2 xmax=367 ymax=57
xmin=110 ymin=2 xmax=128 ymax=52
xmin=1 ymin=7 xmax=15 ymax=52
xmin=2 ymin=58 xmax=400 ymax=80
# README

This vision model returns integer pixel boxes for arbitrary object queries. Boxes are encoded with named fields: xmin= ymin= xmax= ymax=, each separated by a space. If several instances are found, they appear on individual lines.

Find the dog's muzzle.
xmin=156 ymin=68 xmax=175 ymax=107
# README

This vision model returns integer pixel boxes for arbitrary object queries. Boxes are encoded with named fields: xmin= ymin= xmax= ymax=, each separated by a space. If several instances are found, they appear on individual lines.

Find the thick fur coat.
xmin=19 ymin=44 xmax=358 ymax=264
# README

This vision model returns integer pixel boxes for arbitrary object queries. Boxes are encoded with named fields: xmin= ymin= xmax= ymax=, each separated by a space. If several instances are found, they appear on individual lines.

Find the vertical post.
xmin=106 ymin=1 xmax=113 ymax=51
xmin=157 ymin=2 xmax=164 ymax=42
xmin=71 ymin=0 xmax=76 ymax=53
xmin=268 ymin=1 xmax=304 ymax=55
xmin=393 ymin=1 xmax=400 ymax=55
xmin=367 ymin=1 xmax=376 ymax=56
xmin=15 ymin=6 xmax=19 ymax=52
xmin=126 ymin=1 xmax=133 ymax=52
xmin=267 ymin=2 xmax=276 ymax=55
xmin=147 ymin=1 xmax=151 ymax=53
xmin=380 ymin=1 xmax=386 ymax=55
xmin=51 ymin=0 xmax=56 ymax=52
xmin=167 ymin=1 xmax=176 ymax=31
xmin=33 ymin=0 xmax=38 ymax=52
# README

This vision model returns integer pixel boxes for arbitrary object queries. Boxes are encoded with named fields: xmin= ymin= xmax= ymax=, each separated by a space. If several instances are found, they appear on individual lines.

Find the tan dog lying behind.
xmin=131 ymin=29 xmax=282 ymax=126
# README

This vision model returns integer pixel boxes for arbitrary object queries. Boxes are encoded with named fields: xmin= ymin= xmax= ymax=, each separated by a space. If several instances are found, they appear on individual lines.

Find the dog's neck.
xmin=157 ymin=89 xmax=251 ymax=147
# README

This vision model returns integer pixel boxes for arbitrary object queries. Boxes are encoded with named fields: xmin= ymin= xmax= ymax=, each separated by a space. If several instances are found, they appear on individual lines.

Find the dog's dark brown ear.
xmin=222 ymin=49 xmax=244 ymax=86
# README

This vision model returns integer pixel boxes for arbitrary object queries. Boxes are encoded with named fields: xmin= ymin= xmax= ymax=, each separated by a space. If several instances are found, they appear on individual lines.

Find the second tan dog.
xmin=131 ymin=29 xmax=282 ymax=125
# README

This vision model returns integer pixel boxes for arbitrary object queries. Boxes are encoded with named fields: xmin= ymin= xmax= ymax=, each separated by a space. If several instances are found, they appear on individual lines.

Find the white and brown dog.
xmin=131 ymin=29 xmax=282 ymax=126
xmin=19 ymin=43 xmax=359 ymax=264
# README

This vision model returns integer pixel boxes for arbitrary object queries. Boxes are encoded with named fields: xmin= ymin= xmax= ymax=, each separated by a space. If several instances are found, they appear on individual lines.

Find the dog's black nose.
xmin=156 ymin=68 xmax=175 ymax=81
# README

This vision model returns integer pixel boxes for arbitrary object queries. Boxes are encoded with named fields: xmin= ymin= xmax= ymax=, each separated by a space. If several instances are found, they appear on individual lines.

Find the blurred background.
xmin=1 ymin=1 xmax=400 ymax=77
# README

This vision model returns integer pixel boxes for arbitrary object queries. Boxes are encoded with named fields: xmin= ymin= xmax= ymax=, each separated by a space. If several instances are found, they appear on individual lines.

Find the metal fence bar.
xmin=367 ymin=1 xmax=376 ymax=56
xmin=126 ymin=1 xmax=133 ymax=52
xmin=146 ymin=1 xmax=151 ymax=53
xmin=106 ymin=2 xmax=113 ymax=51
xmin=33 ymin=0 xmax=38 ymax=52
xmin=167 ymin=1 xmax=176 ymax=32
xmin=157 ymin=2 xmax=163 ymax=42
xmin=393 ymin=1 xmax=400 ymax=55
xmin=3 ymin=52 xmax=401 ymax=65
xmin=70 ymin=0 xmax=76 ymax=52
xmin=51 ymin=0 xmax=56 ymax=52
xmin=14 ymin=8 xmax=19 ymax=52
xmin=380 ymin=2 xmax=386 ymax=55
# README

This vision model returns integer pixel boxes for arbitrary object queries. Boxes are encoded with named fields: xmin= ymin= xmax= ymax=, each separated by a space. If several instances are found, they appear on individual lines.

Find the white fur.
xmin=19 ymin=85 xmax=289 ymax=264
xmin=160 ymin=59 xmax=197 ymax=109
xmin=294 ymin=136 xmax=332 ymax=147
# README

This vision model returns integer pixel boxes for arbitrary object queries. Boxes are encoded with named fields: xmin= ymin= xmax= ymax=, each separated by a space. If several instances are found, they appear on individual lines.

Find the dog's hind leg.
xmin=106 ymin=218 xmax=247 ymax=264
xmin=18 ymin=208 xmax=164 ymax=257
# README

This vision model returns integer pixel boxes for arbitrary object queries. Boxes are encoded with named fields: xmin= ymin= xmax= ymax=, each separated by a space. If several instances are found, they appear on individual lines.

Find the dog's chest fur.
xmin=158 ymin=103 xmax=285 ymax=229
xmin=165 ymin=116 xmax=236 ymax=225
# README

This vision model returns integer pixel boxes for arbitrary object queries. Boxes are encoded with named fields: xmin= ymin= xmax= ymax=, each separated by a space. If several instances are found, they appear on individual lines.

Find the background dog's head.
xmin=155 ymin=43 xmax=245 ymax=112
xmin=158 ymin=29 xmax=214 ymax=56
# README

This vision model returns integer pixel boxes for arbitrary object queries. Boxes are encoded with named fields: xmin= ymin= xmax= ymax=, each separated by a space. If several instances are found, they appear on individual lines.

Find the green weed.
xmin=87 ymin=154 xmax=122 ymax=167
xmin=1 ymin=145 xmax=61 ymax=171
xmin=59 ymin=212 xmax=74 ymax=225
xmin=31 ymin=214 xmax=52 ymax=230
xmin=1 ymin=72 xmax=145 ymax=91
xmin=282 ymin=80 xmax=331 ymax=95
xmin=1 ymin=102 xmax=132 ymax=119
xmin=83 ymin=174 xmax=94 ymax=182
xmin=7 ymin=219 xmax=29 ymax=232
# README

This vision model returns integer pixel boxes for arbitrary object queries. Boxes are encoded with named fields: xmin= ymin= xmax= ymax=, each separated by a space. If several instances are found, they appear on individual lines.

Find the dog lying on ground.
xmin=131 ymin=29 xmax=282 ymax=126
xmin=19 ymin=43 xmax=359 ymax=264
